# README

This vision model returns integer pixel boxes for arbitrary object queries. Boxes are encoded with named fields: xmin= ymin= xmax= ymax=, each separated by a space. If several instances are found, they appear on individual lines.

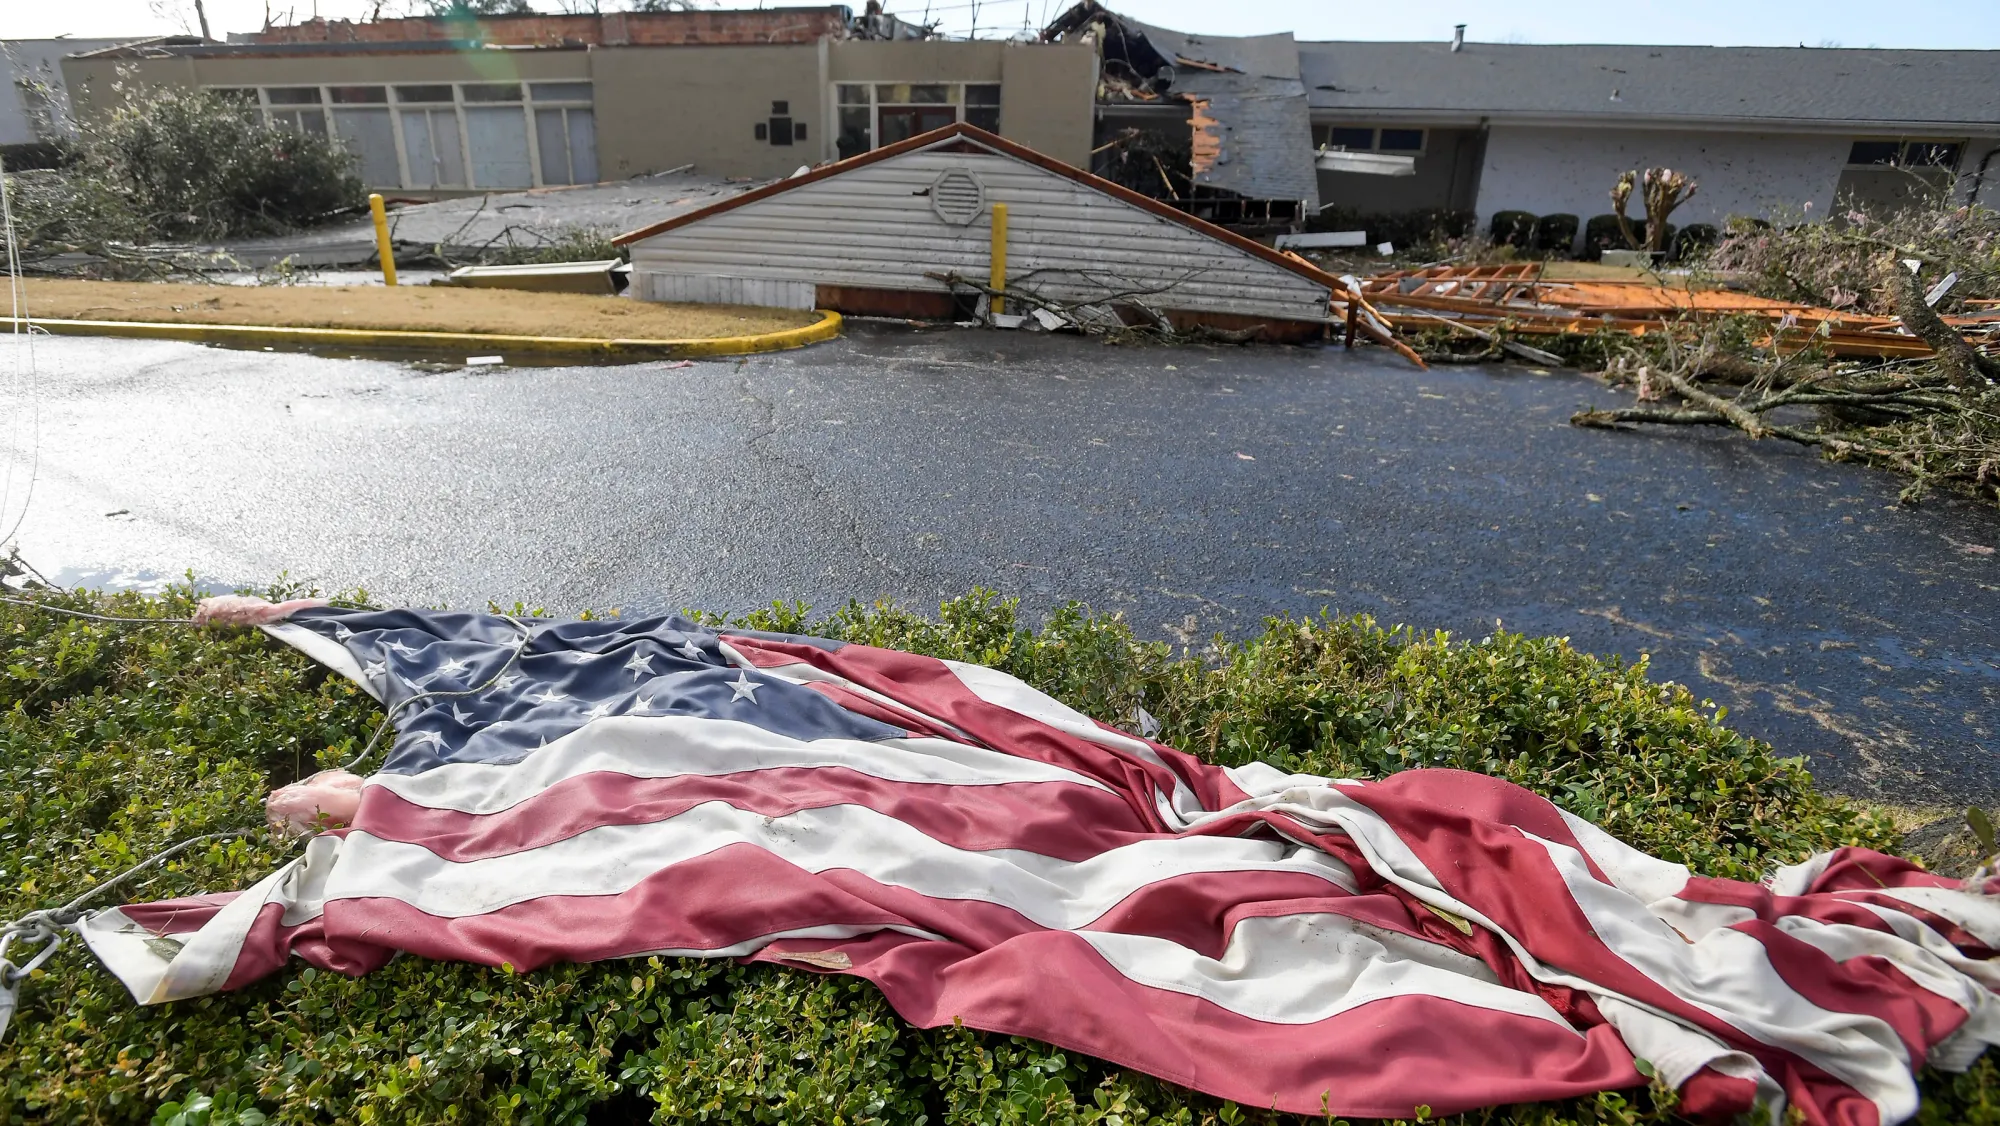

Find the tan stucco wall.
xmin=828 ymin=39 xmax=1004 ymax=84
xmin=591 ymin=43 xmax=825 ymax=179
xmin=828 ymin=39 xmax=1094 ymax=167
xmin=998 ymin=42 xmax=1094 ymax=169
xmin=62 ymin=57 xmax=195 ymax=123
xmin=62 ymin=38 xmax=1095 ymax=179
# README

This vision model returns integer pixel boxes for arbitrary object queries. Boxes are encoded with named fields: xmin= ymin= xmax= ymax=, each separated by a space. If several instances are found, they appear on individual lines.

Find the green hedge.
xmin=2 ymin=585 xmax=1993 ymax=1125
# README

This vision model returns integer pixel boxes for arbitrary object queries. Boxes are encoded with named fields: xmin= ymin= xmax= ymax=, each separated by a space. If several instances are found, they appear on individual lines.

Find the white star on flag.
xmin=364 ymin=661 xmax=387 ymax=681
xmin=676 ymin=639 xmax=705 ymax=661
xmin=624 ymin=651 xmax=655 ymax=680
xmin=531 ymin=687 xmax=569 ymax=705
xmin=436 ymin=656 xmax=470 ymax=679
xmin=406 ymin=730 xmax=445 ymax=750
xmin=451 ymin=704 xmax=474 ymax=725
xmin=632 ymin=693 xmax=655 ymax=713
xmin=387 ymin=640 xmax=419 ymax=657
xmin=584 ymin=700 xmax=616 ymax=719
xmin=332 ymin=624 xmax=353 ymax=642
xmin=728 ymin=670 xmax=761 ymax=703
xmin=494 ymin=673 xmax=521 ymax=692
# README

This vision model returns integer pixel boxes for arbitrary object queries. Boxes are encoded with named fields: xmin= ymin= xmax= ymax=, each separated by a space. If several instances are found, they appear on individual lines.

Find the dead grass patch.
xmin=17 ymin=279 xmax=818 ymax=340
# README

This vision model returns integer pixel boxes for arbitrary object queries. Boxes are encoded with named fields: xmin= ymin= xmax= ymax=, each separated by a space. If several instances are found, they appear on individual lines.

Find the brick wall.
xmin=250 ymin=7 xmax=849 ymax=47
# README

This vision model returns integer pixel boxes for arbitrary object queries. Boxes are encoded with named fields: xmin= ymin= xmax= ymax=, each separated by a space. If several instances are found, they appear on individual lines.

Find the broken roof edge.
xmin=1301 ymin=107 xmax=2000 ymax=134
xmin=611 ymin=122 xmax=1340 ymax=295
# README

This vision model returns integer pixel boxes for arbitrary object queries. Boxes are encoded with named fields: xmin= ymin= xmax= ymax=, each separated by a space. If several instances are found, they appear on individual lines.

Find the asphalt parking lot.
xmin=5 ymin=327 xmax=1995 ymax=803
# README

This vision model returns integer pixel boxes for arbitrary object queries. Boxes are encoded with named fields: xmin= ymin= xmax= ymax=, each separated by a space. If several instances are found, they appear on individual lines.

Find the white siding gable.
xmin=629 ymin=146 xmax=1330 ymax=322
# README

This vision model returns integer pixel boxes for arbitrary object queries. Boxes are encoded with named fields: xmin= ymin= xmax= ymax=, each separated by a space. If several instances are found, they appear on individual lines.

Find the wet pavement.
xmin=3 ymin=327 xmax=1994 ymax=804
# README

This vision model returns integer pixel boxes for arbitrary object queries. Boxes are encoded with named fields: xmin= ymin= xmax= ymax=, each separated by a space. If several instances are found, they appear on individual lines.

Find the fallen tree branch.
xmin=1885 ymin=256 xmax=2000 ymax=388
xmin=1650 ymin=364 xmax=1770 ymax=438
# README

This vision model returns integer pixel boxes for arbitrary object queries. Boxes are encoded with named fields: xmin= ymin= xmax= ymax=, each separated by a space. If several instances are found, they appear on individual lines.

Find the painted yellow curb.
xmin=0 ymin=309 xmax=842 ymax=361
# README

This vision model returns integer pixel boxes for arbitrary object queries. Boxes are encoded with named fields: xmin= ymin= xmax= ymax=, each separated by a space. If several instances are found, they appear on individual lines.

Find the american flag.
xmin=77 ymin=606 xmax=1999 ymax=1124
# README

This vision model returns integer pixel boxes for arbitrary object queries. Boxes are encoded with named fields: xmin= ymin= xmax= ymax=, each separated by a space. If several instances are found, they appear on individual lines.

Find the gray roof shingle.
xmin=1298 ymin=42 xmax=2000 ymax=129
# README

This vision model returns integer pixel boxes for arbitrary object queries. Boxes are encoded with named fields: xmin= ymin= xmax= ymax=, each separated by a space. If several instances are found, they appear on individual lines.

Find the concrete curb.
xmin=0 ymin=309 xmax=843 ymax=362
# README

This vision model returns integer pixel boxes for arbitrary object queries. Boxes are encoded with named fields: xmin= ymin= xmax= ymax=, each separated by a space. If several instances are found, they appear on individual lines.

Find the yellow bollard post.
xmin=989 ymin=202 xmax=1008 ymax=316
xmin=368 ymin=193 xmax=397 ymax=287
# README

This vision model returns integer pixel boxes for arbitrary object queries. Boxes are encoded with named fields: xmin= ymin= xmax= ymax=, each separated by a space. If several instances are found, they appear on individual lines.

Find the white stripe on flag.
xmin=1079 ymin=910 xmax=1575 ymax=1029
xmin=319 ymin=799 xmax=1360 ymax=924
xmin=367 ymin=716 xmax=1114 ymax=815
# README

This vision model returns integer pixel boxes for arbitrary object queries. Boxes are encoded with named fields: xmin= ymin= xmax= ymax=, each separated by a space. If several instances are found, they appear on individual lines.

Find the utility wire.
xmin=0 ymin=149 xmax=41 ymax=551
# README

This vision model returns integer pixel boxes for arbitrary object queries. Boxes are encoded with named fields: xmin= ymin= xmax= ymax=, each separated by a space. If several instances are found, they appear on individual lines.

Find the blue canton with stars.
xmin=287 ymin=608 xmax=906 ymax=775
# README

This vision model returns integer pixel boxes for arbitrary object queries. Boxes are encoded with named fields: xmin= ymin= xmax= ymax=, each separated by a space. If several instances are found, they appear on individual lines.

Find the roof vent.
xmin=1451 ymin=24 xmax=1465 ymax=52
xmin=930 ymin=168 xmax=987 ymax=225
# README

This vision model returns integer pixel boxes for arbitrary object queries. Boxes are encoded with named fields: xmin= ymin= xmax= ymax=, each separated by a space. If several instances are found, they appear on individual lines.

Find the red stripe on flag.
xmin=353 ymin=769 xmax=1153 ymax=862
xmin=722 ymin=635 xmax=1248 ymax=818
xmin=758 ymin=928 xmax=1647 ymax=1118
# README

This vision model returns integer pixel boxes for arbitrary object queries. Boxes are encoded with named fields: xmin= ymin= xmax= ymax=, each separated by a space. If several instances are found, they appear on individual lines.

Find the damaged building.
xmin=37 ymin=3 xmax=1999 ymax=244
xmin=1046 ymin=2 xmax=2000 ymax=246
xmin=58 ymin=7 xmax=1097 ymax=193
xmin=1043 ymin=2 xmax=1320 ymax=229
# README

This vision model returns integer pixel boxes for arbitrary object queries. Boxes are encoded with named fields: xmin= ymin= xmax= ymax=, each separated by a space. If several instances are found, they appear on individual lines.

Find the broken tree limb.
xmin=1336 ymin=280 xmax=1427 ymax=369
xmin=1650 ymin=364 xmax=1771 ymax=439
xmin=1570 ymin=405 xmax=1826 ymax=448
xmin=1885 ymin=256 xmax=2000 ymax=389
xmin=1393 ymin=310 xmax=1565 ymax=367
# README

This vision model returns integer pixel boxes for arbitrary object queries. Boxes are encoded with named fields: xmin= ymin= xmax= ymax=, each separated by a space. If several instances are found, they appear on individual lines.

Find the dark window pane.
xmin=462 ymin=83 xmax=523 ymax=103
xmin=793 ymin=121 xmax=808 ymax=141
xmin=529 ymin=82 xmax=591 ymax=102
xmin=754 ymin=122 xmax=768 ymax=141
xmin=837 ymin=105 xmax=871 ymax=158
xmin=967 ymin=104 xmax=999 ymax=132
xmin=395 ymin=85 xmax=453 ymax=103
xmin=965 ymin=83 xmax=1001 ymax=107
xmin=878 ymin=83 xmax=949 ymax=105
xmin=1847 ymin=140 xmax=1902 ymax=165
xmin=771 ymin=100 xmax=789 ymax=115
xmin=879 ymin=105 xmax=956 ymax=144
xmin=1904 ymin=141 xmax=1961 ymax=168
xmin=208 ymin=87 xmax=257 ymax=104
xmin=769 ymin=116 xmax=793 ymax=146
xmin=837 ymin=83 xmax=868 ymax=105
xmin=329 ymin=85 xmax=386 ymax=104
xmin=1378 ymin=128 xmax=1424 ymax=151
xmin=265 ymin=86 xmax=322 ymax=105
xmin=1322 ymin=126 xmax=1374 ymax=150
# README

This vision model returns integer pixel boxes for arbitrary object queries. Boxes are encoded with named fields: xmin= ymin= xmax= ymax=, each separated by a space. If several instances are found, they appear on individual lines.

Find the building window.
xmin=207 ymin=81 xmax=596 ymax=192
xmin=1315 ymin=124 xmax=1425 ymax=154
xmin=836 ymin=84 xmax=872 ymax=160
xmin=530 ymin=82 xmax=597 ymax=185
xmin=965 ymin=83 xmax=1000 ymax=132
xmin=328 ymin=87 xmax=397 ymax=188
xmin=1378 ymin=128 xmax=1425 ymax=152
xmin=1847 ymin=139 xmax=1963 ymax=169
xmin=263 ymin=86 xmax=326 ymax=136
xmin=833 ymin=82 xmax=997 ymax=157
xmin=1320 ymin=126 xmax=1374 ymax=150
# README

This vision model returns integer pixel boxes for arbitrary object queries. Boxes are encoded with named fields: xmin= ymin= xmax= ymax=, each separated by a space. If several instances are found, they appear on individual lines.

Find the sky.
xmin=5 ymin=0 xmax=2000 ymax=49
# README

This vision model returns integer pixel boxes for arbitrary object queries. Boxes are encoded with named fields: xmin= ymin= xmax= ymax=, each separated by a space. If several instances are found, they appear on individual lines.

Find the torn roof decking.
xmin=1046 ymin=2 xmax=1319 ymax=206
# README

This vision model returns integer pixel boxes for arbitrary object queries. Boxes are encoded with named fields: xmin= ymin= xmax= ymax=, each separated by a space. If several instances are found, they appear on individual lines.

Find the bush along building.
xmin=57 ymin=7 xmax=1097 ymax=197
xmin=1043 ymin=2 xmax=2000 ymax=251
